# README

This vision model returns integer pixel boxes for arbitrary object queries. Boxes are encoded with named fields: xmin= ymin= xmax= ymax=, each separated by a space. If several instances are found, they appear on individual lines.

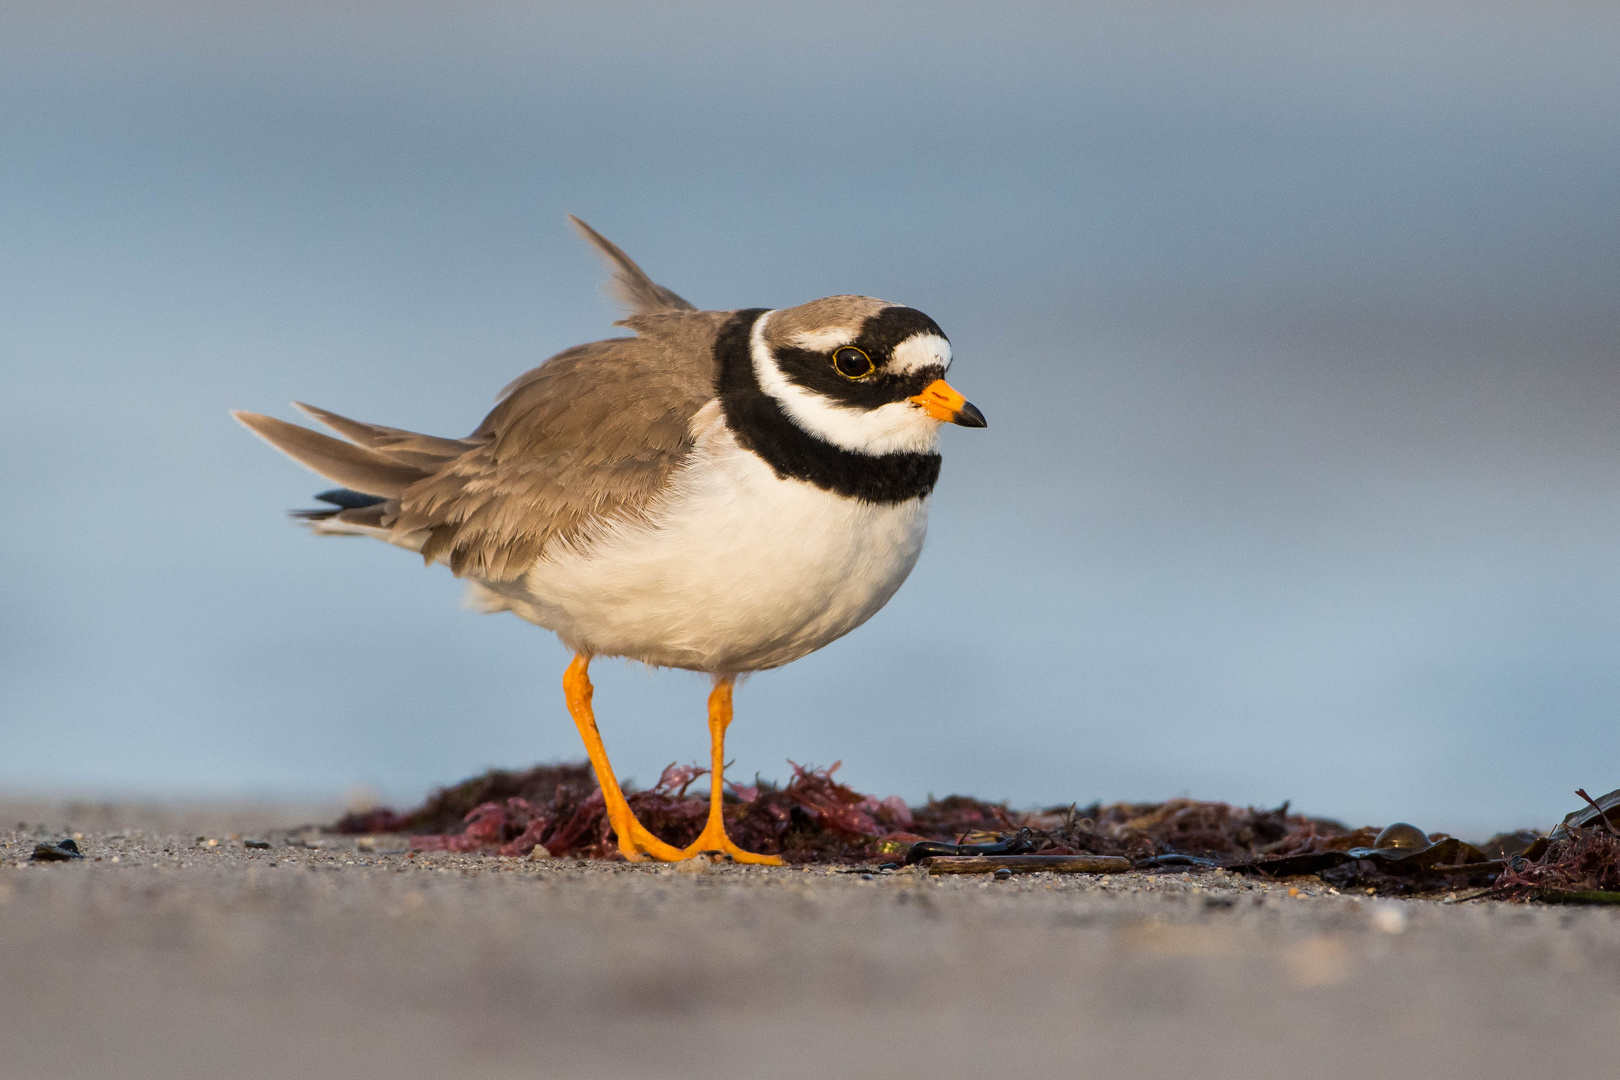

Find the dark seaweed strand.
xmin=715 ymin=309 xmax=941 ymax=504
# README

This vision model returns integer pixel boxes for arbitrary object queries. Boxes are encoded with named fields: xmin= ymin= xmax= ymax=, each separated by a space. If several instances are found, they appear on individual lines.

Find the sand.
xmin=3 ymin=799 xmax=1617 ymax=1080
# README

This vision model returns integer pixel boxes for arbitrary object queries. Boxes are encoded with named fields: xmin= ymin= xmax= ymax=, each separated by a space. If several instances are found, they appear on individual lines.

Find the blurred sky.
xmin=2 ymin=2 xmax=1618 ymax=835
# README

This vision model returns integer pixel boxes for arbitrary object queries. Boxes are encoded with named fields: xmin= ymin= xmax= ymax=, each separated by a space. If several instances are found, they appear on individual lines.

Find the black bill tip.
xmin=953 ymin=401 xmax=988 ymax=428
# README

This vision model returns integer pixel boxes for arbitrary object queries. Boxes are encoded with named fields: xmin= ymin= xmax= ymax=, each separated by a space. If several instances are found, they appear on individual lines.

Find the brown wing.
xmin=237 ymin=221 xmax=727 ymax=580
xmin=395 ymin=310 xmax=732 ymax=580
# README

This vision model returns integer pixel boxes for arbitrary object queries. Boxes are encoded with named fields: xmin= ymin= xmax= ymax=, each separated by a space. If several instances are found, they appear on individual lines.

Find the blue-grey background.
xmin=3 ymin=3 xmax=1618 ymax=835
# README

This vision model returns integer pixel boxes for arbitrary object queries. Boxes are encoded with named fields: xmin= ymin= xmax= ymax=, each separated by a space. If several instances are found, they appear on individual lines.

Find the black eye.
xmin=832 ymin=346 xmax=875 ymax=380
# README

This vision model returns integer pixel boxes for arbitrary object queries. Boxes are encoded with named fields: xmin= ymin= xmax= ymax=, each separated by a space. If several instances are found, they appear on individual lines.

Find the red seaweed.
xmin=331 ymin=762 xmax=1620 ymax=903
xmin=332 ymin=760 xmax=1367 ymax=866
xmin=1492 ymin=826 xmax=1620 ymax=898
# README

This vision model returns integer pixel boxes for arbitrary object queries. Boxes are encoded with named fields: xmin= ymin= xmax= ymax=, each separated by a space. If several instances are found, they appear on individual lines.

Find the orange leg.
xmin=562 ymin=654 xmax=685 ymax=861
xmin=678 ymin=677 xmax=785 ymax=865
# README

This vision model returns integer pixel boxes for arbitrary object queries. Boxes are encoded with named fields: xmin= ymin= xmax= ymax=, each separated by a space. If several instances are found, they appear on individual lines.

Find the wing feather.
xmin=293 ymin=402 xmax=479 ymax=465
xmin=568 ymin=216 xmax=696 ymax=315
xmin=233 ymin=411 xmax=427 ymax=497
xmin=396 ymin=315 xmax=728 ymax=580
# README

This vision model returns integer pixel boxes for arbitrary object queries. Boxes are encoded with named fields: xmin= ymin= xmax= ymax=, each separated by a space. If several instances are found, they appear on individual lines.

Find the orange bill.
xmin=910 ymin=379 xmax=987 ymax=427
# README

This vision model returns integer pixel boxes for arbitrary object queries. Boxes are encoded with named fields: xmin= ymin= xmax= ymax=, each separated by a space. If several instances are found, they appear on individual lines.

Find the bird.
xmin=233 ymin=218 xmax=986 ymax=864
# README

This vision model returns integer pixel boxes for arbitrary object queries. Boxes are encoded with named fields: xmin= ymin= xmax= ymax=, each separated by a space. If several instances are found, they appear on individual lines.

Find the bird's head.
xmin=751 ymin=296 xmax=986 ymax=456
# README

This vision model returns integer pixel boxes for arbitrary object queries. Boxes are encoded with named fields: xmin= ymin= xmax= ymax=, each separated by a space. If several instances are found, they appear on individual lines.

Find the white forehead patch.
xmin=889 ymin=333 xmax=952 ymax=375
xmin=789 ymin=326 xmax=858 ymax=352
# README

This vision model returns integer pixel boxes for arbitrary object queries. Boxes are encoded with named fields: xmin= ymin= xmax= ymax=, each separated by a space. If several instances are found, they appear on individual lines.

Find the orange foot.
xmin=678 ymin=677 xmax=782 ymax=865
xmin=563 ymin=654 xmax=781 ymax=864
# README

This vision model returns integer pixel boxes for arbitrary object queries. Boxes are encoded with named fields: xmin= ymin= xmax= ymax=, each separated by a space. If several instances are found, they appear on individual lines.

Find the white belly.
xmin=475 ymin=405 xmax=930 ymax=673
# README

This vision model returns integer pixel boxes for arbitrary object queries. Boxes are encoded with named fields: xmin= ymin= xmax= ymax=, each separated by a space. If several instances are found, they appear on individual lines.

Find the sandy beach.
xmin=4 ymin=798 xmax=1617 ymax=1080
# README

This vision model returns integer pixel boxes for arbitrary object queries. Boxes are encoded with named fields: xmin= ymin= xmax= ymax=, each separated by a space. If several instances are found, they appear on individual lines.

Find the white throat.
xmin=749 ymin=310 xmax=944 ymax=456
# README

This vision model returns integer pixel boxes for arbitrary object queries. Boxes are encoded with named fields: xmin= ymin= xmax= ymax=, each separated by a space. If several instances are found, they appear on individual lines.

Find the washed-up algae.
xmin=1484 ymin=790 xmax=1620 ymax=904
xmin=331 ymin=761 xmax=1616 ymax=901
xmin=336 ymin=763 xmax=1367 ymax=864
xmin=337 ymin=761 xmax=926 ymax=862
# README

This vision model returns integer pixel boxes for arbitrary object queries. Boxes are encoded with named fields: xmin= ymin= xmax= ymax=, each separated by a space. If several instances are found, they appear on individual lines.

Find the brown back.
xmin=396 ymin=310 xmax=732 ymax=580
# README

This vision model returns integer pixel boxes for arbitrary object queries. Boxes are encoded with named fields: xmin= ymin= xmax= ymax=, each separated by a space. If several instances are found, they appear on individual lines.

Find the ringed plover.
xmin=234 ymin=218 xmax=985 ymax=863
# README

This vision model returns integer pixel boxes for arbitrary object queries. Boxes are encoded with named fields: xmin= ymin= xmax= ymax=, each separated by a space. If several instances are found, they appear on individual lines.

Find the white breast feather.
xmin=477 ymin=400 xmax=931 ymax=673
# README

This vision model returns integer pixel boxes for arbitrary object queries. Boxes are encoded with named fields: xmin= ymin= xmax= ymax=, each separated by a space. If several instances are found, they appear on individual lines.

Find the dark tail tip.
xmin=292 ymin=488 xmax=388 ymax=522
xmin=314 ymin=488 xmax=387 ymax=510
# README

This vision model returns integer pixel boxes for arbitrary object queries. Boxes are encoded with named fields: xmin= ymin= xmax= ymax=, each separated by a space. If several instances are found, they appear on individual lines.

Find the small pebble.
xmin=1371 ymin=903 xmax=1408 ymax=934
xmin=993 ymin=868 xmax=1013 ymax=881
